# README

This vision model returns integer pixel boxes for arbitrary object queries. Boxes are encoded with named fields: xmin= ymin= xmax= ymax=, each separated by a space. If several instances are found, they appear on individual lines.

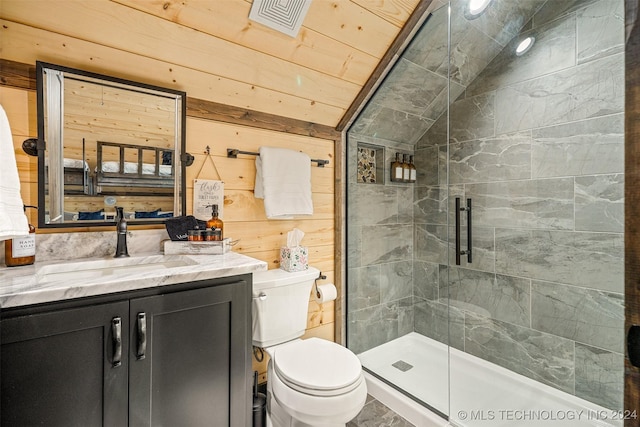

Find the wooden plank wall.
xmin=0 ymin=0 xmax=419 ymax=381
xmin=185 ymin=117 xmax=336 ymax=379
xmin=1 ymin=78 xmax=336 ymax=380
xmin=0 ymin=0 xmax=418 ymax=128
xmin=7 ymin=73 xmax=340 ymax=383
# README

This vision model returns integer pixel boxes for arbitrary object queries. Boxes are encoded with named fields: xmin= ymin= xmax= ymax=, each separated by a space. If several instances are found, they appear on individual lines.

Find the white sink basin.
xmin=36 ymin=255 xmax=198 ymax=284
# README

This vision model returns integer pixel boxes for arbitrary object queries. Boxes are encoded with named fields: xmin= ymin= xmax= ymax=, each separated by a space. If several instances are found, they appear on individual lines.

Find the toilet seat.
xmin=272 ymin=337 xmax=363 ymax=397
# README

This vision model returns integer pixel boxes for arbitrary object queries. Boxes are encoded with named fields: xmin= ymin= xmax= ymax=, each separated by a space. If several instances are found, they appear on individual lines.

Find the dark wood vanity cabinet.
xmin=128 ymin=282 xmax=250 ymax=427
xmin=1 ymin=300 xmax=130 ymax=426
xmin=0 ymin=275 xmax=251 ymax=427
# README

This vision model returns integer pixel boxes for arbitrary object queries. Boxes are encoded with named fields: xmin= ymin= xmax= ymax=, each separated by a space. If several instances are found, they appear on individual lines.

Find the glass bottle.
xmin=409 ymin=155 xmax=417 ymax=183
xmin=390 ymin=152 xmax=403 ymax=182
xmin=206 ymin=204 xmax=224 ymax=241
xmin=402 ymin=154 xmax=411 ymax=182
xmin=5 ymin=206 xmax=36 ymax=267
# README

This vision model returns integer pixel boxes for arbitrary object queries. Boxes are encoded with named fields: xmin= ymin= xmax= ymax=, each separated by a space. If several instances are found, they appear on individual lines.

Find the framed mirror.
xmin=34 ymin=61 xmax=188 ymax=228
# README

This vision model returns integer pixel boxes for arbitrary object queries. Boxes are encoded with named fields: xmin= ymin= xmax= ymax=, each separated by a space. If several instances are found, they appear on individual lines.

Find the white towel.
xmin=254 ymin=146 xmax=313 ymax=219
xmin=0 ymin=103 xmax=29 ymax=240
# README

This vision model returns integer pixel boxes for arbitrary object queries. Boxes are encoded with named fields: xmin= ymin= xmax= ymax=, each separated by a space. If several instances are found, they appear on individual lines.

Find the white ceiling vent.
xmin=249 ymin=0 xmax=313 ymax=38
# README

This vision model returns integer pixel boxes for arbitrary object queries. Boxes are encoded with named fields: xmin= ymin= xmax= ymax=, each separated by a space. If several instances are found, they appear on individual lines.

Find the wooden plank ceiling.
xmin=0 ymin=0 xmax=423 ymax=128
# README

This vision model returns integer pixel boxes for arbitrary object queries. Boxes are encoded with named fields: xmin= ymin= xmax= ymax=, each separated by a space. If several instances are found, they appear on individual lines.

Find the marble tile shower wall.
xmin=414 ymin=0 xmax=624 ymax=411
xmin=347 ymin=0 xmax=550 ymax=363
xmin=347 ymin=133 xmax=417 ymax=356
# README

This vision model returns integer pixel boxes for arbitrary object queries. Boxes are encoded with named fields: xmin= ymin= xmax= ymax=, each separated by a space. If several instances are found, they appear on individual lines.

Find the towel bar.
xmin=226 ymin=148 xmax=329 ymax=167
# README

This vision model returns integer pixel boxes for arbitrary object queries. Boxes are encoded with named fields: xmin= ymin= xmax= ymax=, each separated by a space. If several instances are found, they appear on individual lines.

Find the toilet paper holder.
xmin=314 ymin=272 xmax=327 ymax=299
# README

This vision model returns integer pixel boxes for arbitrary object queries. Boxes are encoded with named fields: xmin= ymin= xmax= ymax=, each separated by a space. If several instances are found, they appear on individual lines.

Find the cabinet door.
xmin=129 ymin=280 xmax=250 ymax=427
xmin=1 ymin=301 xmax=129 ymax=427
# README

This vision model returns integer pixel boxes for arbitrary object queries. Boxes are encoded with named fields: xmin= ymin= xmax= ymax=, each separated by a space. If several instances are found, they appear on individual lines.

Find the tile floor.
xmin=347 ymin=395 xmax=415 ymax=427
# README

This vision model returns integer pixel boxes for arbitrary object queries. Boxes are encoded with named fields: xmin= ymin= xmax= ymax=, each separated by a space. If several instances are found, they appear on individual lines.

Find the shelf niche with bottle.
xmin=356 ymin=142 xmax=385 ymax=185
xmin=390 ymin=152 xmax=416 ymax=184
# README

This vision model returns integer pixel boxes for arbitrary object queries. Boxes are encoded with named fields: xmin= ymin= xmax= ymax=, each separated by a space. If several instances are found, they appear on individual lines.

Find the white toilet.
xmin=252 ymin=266 xmax=367 ymax=427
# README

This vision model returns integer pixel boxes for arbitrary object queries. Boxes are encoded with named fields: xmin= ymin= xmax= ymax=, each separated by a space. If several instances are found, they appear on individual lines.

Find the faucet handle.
xmin=114 ymin=206 xmax=129 ymax=258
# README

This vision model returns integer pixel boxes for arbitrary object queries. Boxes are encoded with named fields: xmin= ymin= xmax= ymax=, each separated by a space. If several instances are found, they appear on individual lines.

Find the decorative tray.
xmin=163 ymin=238 xmax=234 ymax=255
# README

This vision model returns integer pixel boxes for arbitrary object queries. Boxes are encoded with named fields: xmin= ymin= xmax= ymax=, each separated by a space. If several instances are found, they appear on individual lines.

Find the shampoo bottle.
xmin=390 ymin=153 xmax=403 ymax=182
xmin=402 ymin=154 xmax=411 ymax=182
xmin=5 ymin=205 xmax=37 ymax=267
xmin=409 ymin=155 xmax=417 ymax=183
xmin=205 ymin=204 xmax=224 ymax=241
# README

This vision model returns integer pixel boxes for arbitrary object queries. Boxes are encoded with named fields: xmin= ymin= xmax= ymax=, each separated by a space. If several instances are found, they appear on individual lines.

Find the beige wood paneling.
xmin=303 ymin=0 xmax=403 ymax=57
xmin=63 ymin=197 xmax=173 ymax=216
xmin=62 ymin=77 xmax=178 ymax=172
xmin=308 ymin=300 xmax=335 ymax=329
xmin=0 ymin=19 xmax=344 ymax=125
xmin=185 ymin=117 xmax=335 ymax=160
xmin=111 ymin=0 xmax=379 ymax=85
xmin=243 ymin=246 xmax=334 ymax=273
xmin=212 ymin=190 xmax=334 ymax=222
xmin=0 ymin=86 xmax=36 ymax=136
xmin=2 ymin=86 xmax=38 ymax=224
xmin=185 ymin=157 xmax=334 ymax=192
xmin=0 ymin=1 xmax=358 ymax=107
xmin=351 ymin=0 xmax=419 ymax=27
xmin=225 ymin=220 xmax=334 ymax=253
xmin=185 ymin=113 xmax=337 ymax=355
xmin=3 ymin=81 xmax=337 ymax=366
xmin=14 ymin=136 xmax=38 ymax=182
xmin=1 ymin=0 xmax=419 ymax=128
xmin=0 ymin=0 xmax=423 ymax=381
xmin=302 ymin=322 xmax=335 ymax=342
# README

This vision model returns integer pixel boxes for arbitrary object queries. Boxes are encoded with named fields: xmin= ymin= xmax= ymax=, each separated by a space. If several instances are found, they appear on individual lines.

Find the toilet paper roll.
xmin=315 ymin=283 xmax=337 ymax=304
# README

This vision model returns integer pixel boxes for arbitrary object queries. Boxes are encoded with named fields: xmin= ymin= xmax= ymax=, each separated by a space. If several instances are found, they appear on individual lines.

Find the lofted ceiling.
xmin=351 ymin=0 xmax=550 ymax=146
xmin=0 ymin=0 xmax=437 ymax=128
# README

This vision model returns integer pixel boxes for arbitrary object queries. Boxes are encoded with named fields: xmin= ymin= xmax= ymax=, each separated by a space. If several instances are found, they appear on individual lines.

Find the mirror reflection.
xmin=36 ymin=61 xmax=187 ymax=227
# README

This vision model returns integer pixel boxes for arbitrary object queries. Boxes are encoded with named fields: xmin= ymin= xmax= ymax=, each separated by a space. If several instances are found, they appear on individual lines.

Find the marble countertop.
xmin=0 ymin=252 xmax=268 ymax=308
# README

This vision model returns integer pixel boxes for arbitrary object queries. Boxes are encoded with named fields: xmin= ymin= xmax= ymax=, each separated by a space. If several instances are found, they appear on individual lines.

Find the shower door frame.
xmin=624 ymin=1 xmax=640 ymax=425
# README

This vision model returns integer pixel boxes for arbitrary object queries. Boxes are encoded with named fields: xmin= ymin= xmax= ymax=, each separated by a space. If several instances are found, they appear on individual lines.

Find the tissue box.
xmin=280 ymin=246 xmax=308 ymax=272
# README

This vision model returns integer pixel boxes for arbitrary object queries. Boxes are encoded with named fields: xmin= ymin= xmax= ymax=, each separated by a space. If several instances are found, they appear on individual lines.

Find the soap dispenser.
xmin=205 ymin=204 xmax=224 ymax=241
xmin=4 ymin=205 xmax=37 ymax=267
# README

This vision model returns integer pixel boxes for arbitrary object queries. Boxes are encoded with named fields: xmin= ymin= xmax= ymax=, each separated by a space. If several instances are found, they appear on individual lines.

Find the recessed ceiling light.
xmin=515 ymin=36 xmax=535 ymax=56
xmin=468 ymin=0 xmax=492 ymax=17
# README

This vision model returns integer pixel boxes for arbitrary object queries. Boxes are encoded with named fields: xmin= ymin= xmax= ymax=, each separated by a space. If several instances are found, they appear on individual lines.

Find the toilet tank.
xmin=252 ymin=266 xmax=320 ymax=348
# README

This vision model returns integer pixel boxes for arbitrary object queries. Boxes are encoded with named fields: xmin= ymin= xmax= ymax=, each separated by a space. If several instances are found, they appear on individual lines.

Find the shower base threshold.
xmin=359 ymin=332 xmax=621 ymax=427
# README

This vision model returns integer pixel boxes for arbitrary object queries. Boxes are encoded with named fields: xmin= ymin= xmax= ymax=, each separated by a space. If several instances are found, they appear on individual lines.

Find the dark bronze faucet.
xmin=114 ymin=207 xmax=129 ymax=258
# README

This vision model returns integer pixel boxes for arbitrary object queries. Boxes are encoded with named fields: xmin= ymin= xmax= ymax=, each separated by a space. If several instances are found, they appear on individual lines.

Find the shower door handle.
xmin=455 ymin=197 xmax=472 ymax=265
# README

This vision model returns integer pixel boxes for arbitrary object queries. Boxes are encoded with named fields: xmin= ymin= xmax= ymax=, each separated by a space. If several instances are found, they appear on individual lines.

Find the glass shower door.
xmin=345 ymin=0 xmax=453 ymax=419
xmin=446 ymin=0 xmax=625 ymax=425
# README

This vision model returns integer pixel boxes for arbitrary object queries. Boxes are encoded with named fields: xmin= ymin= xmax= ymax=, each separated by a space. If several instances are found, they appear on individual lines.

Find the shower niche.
xmin=355 ymin=142 xmax=383 ymax=185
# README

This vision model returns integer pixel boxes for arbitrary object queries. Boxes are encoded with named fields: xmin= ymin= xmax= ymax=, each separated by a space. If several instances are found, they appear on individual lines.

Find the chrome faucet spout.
xmin=114 ymin=207 xmax=129 ymax=258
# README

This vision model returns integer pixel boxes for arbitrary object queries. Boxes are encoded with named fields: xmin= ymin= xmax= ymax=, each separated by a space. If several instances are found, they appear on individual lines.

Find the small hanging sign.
xmin=193 ymin=179 xmax=224 ymax=221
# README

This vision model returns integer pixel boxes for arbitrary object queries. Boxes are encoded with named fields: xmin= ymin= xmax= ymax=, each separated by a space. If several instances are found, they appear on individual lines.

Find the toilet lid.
xmin=273 ymin=338 xmax=362 ymax=394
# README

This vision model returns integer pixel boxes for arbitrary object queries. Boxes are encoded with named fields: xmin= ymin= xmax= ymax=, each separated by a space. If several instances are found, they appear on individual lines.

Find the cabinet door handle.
xmin=136 ymin=312 xmax=147 ymax=360
xmin=111 ymin=317 xmax=122 ymax=367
